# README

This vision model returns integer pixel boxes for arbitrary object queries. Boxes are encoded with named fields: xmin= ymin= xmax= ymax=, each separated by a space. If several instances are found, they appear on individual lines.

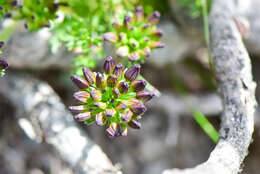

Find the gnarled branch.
xmin=162 ymin=0 xmax=257 ymax=173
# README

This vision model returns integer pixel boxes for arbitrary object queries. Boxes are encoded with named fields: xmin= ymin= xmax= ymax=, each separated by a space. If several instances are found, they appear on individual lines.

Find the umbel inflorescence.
xmin=69 ymin=56 xmax=154 ymax=138
xmin=103 ymin=6 xmax=165 ymax=64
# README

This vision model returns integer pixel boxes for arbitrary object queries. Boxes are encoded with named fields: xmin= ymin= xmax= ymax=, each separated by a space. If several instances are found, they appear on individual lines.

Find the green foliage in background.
xmin=179 ymin=0 xmax=212 ymax=18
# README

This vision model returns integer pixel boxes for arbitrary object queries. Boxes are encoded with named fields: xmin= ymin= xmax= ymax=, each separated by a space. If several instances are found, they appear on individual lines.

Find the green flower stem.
xmin=192 ymin=110 xmax=219 ymax=143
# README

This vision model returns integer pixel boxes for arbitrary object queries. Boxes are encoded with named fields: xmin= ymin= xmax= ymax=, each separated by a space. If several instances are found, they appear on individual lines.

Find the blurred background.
xmin=0 ymin=0 xmax=260 ymax=174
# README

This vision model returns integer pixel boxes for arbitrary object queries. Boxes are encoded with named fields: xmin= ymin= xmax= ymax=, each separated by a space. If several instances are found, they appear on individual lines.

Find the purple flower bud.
xmin=118 ymin=124 xmax=127 ymax=136
xmin=83 ymin=67 xmax=95 ymax=84
xmin=128 ymin=52 xmax=140 ymax=62
xmin=73 ymin=91 xmax=90 ymax=103
xmin=94 ymin=102 xmax=106 ymax=109
xmin=74 ymin=112 xmax=91 ymax=122
xmin=148 ymin=11 xmax=160 ymax=24
xmin=135 ymin=6 xmax=144 ymax=20
xmin=124 ymin=64 xmax=141 ymax=81
xmin=128 ymin=119 xmax=141 ymax=129
xmin=112 ymin=21 xmax=120 ymax=28
xmin=103 ymin=56 xmax=115 ymax=74
xmin=95 ymin=112 xmax=106 ymax=126
xmin=106 ymin=123 xmax=119 ymax=138
xmin=142 ymin=23 xmax=150 ymax=30
xmin=0 ymin=41 xmax=4 ymax=49
xmin=0 ymin=59 xmax=8 ymax=70
xmin=90 ymin=90 xmax=102 ymax=101
xmin=96 ymin=72 xmax=105 ymax=89
xmin=113 ymin=63 xmax=123 ymax=77
xmin=121 ymin=110 xmax=133 ymax=122
xmin=118 ymin=82 xmax=129 ymax=94
xmin=103 ymin=32 xmax=118 ymax=43
xmin=123 ymin=15 xmax=131 ymax=26
xmin=107 ymin=75 xmax=118 ymax=87
xmin=143 ymin=47 xmax=151 ymax=57
xmin=11 ymin=0 xmax=18 ymax=6
xmin=71 ymin=75 xmax=89 ymax=89
xmin=150 ymin=41 xmax=165 ymax=48
xmin=116 ymin=46 xmax=129 ymax=57
xmin=150 ymin=29 xmax=163 ymax=37
xmin=136 ymin=91 xmax=155 ymax=103
xmin=112 ymin=87 xmax=120 ymax=98
xmin=0 ymin=6 xmax=3 ymax=10
xmin=130 ymin=101 xmax=147 ymax=115
xmin=69 ymin=105 xmax=87 ymax=113
xmin=132 ymin=80 xmax=147 ymax=92
xmin=105 ymin=109 xmax=116 ymax=117
xmin=116 ymin=101 xmax=127 ymax=111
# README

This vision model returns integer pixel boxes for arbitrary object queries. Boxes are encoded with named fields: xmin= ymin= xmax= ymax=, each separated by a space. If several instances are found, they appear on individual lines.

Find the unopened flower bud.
xmin=0 ymin=41 xmax=4 ymax=49
xmin=136 ymin=91 xmax=155 ymax=102
xmin=124 ymin=64 xmax=141 ymax=81
xmin=118 ymin=82 xmax=129 ymax=94
xmin=96 ymin=72 xmax=105 ymax=89
xmin=128 ymin=119 xmax=141 ymax=129
xmin=123 ymin=15 xmax=131 ymax=26
xmin=150 ymin=41 xmax=165 ymax=48
xmin=116 ymin=101 xmax=127 ymax=111
xmin=95 ymin=112 xmax=106 ymax=126
xmin=71 ymin=75 xmax=89 ymax=89
xmin=143 ymin=47 xmax=151 ymax=57
xmin=142 ymin=23 xmax=150 ymax=30
xmin=0 ymin=59 xmax=8 ymax=70
xmin=112 ymin=87 xmax=120 ymax=98
xmin=83 ymin=67 xmax=95 ymax=84
xmin=74 ymin=112 xmax=91 ymax=122
xmin=105 ymin=109 xmax=116 ymax=117
xmin=73 ymin=91 xmax=90 ymax=103
xmin=90 ymin=90 xmax=102 ymax=101
xmin=107 ymin=75 xmax=118 ymax=87
xmin=130 ymin=102 xmax=147 ymax=115
xmin=113 ymin=63 xmax=123 ymax=77
xmin=118 ymin=124 xmax=127 ymax=136
xmin=116 ymin=46 xmax=129 ymax=57
xmin=148 ymin=11 xmax=160 ymax=24
xmin=103 ymin=32 xmax=118 ymax=43
xmin=121 ymin=110 xmax=133 ymax=122
xmin=94 ymin=102 xmax=107 ymax=109
xmin=103 ymin=56 xmax=115 ymax=74
xmin=106 ymin=122 xmax=119 ymax=137
xmin=135 ymin=6 xmax=144 ymax=21
xmin=128 ymin=52 xmax=140 ymax=62
xmin=132 ymin=80 xmax=146 ymax=92
xmin=129 ymin=38 xmax=139 ymax=48
xmin=150 ymin=29 xmax=163 ymax=37
xmin=69 ymin=105 xmax=87 ymax=113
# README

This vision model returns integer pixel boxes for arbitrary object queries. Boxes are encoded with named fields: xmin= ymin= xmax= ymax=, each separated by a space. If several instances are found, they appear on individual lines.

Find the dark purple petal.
xmin=112 ymin=87 xmax=120 ymax=98
xmin=103 ymin=56 xmax=115 ymax=74
xmin=73 ymin=91 xmax=90 ymax=103
xmin=71 ymin=75 xmax=89 ymax=89
xmin=74 ymin=112 xmax=91 ymax=121
xmin=128 ymin=119 xmax=141 ymax=129
xmin=113 ymin=63 xmax=123 ymax=77
xmin=107 ymin=75 xmax=118 ymax=87
xmin=83 ymin=67 xmax=95 ymax=84
xmin=136 ymin=91 xmax=155 ymax=102
xmin=118 ymin=82 xmax=129 ymax=94
xmin=121 ymin=110 xmax=133 ymax=122
xmin=124 ymin=64 xmax=141 ymax=81
xmin=131 ymin=80 xmax=147 ymax=92
xmin=96 ymin=72 xmax=105 ymax=89
xmin=0 ymin=59 xmax=8 ymax=70
xmin=130 ymin=102 xmax=147 ymax=115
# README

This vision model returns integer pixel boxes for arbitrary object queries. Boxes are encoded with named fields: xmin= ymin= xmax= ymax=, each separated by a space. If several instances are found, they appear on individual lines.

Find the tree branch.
xmin=162 ymin=0 xmax=257 ymax=173
xmin=0 ymin=71 xmax=121 ymax=174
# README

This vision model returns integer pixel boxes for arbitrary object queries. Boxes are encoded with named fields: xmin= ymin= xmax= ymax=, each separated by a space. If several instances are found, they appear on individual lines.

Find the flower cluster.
xmin=0 ymin=0 xmax=17 ymax=19
xmin=0 ymin=58 xmax=8 ymax=77
xmin=18 ymin=0 xmax=59 ymax=31
xmin=103 ymin=6 xmax=165 ymax=64
xmin=69 ymin=56 xmax=154 ymax=138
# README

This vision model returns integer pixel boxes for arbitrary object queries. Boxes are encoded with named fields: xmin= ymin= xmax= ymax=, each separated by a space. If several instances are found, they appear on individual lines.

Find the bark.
xmin=0 ymin=71 xmax=121 ymax=174
xmin=162 ymin=0 xmax=257 ymax=174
